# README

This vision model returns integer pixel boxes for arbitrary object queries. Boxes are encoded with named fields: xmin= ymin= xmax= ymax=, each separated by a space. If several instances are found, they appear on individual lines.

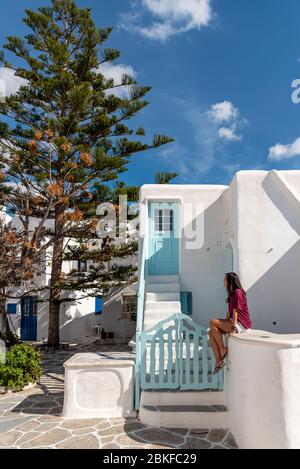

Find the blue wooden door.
xmin=148 ymin=202 xmax=179 ymax=276
xmin=21 ymin=297 xmax=37 ymax=341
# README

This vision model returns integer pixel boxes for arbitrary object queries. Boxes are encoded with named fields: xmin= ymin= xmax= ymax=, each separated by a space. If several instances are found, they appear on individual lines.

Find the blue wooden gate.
xmin=138 ymin=314 xmax=223 ymax=392
xmin=21 ymin=297 xmax=37 ymax=341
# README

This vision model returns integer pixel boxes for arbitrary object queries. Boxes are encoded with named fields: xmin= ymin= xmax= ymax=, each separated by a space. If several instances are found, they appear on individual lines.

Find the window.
xmin=122 ymin=295 xmax=137 ymax=321
xmin=23 ymin=298 xmax=31 ymax=316
xmin=77 ymin=260 xmax=87 ymax=272
xmin=32 ymin=297 xmax=38 ymax=316
xmin=7 ymin=304 xmax=17 ymax=314
xmin=154 ymin=209 xmax=173 ymax=234
xmin=180 ymin=292 xmax=193 ymax=316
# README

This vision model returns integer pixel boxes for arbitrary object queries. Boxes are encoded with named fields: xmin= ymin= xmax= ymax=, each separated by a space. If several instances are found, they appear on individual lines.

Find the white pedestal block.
xmin=63 ymin=353 xmax=135 ymax=419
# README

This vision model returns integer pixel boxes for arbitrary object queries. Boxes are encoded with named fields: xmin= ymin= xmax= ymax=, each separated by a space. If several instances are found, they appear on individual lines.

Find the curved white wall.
xmin=226 ymin=331 xmax=300 ymax=449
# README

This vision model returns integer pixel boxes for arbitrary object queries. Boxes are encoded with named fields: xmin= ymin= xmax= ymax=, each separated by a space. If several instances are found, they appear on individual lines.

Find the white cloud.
xmin=209 ymin=101 xmax=239 ymax=124
xmin=120 ymin=0 xmax=213 ymax=41
xmin=96 ymin=62 xmax=137 ymax=98
xmin=268 ymin=138 xmax=300 ymax=161
xmin=218 ymin=127 xmax=241 ymax=142
xmin=0 ymin=67 xmax=27 ymax=98
xmin=208 ymin=101 xmax=247 ymax=142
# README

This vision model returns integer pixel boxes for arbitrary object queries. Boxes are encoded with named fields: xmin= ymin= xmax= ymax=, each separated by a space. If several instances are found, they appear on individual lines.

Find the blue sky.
xmin=1 ymin=0 xmax=300 ymax=185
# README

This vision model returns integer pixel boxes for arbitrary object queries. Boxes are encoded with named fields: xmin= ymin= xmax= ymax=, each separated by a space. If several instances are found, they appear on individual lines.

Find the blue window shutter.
xmin=95 ymin=297 xmax=102 ymax=314
xmin=7 ymin=303 xmax=17 ymax=314
xmin=180 ymin=292 xmax=192 ymax=316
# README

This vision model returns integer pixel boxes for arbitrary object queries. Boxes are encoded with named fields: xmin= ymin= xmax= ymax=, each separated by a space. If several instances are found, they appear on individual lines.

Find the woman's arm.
xmin=232 ymin=309 xmax=238 ymax=326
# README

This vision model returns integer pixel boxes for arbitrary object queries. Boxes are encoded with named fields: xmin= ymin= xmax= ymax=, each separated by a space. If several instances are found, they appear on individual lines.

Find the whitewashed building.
xmin=3 ymin=210 xmax=138 ymax=343
xmin=138 ymin=169 xmax=300 ymax=334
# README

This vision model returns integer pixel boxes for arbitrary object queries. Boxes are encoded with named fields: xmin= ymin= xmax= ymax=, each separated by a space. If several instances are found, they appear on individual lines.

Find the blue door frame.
xmin=148 ymin=202 xmax=179 ymax=276
xmin=21 ymin=297 xmax=37 ymax=341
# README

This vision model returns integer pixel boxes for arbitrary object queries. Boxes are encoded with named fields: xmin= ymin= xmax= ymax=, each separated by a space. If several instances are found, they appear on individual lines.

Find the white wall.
xmin=232 ymin=170 xmax=300 ymax=333
xmin=140 ymin=184 xmax=230 ymax=326
xmin=101 ymin=285 xmax=137 ymax=340
xmin=226 ymin=331 xmax=300 ymax=449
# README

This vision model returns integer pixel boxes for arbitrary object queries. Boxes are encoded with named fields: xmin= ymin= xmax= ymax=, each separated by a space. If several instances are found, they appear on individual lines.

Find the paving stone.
xmin=146 ymin=444 xmax=173 ymax=449
xmin=207 ymin=428 xmax=228 ymax=443
xmin=21 ymin=428 xmax=72 ymax=447
xmin=115 ymin=434 xmax=146 ymax=447
xmin=23 ymin=408 xmax=50 ymax=415
xmin=62 ymin=419 xmax=104 ymax=430
xmin=166 ymin=428 xmax=189 ymax=436
xmin=56 ymin=434 xmax=99 ymax=449
xmin=15 ymin=420 xmax=40 ymax=432
xmin=0 ymin=402 xmax=16 ymax=410
xmin=0 ymin=431 xmax=22 ymax=446
xmin=35 ymin=423 xmax=58 ymax=432
xmin=102 ymin=442 xmax=120 ymax=449
xmin=134 ymin=429 xmax=185 ymax=446
xmin=95 ymin=421 xmax=111 ymax=430
xmin=100 ymin=436 xmax=116 ymax=445
xmin=48 ymin=406 xmax=63 ymax=415
xmin=37 ymin=415 xmax=60 ymax=422
xmin=29 ymin=400 xmax=57 ymax=409
xmin=72 ymin=427 xmax=98 ymax=436
xmin=212 ymin=444 xmax=226 ymax=449
xmin=223 ymin=432 xmax=238 ymax=449
xmin=179 ymin=437 xmax=212 ymax=449
xmin=123 ymin=421 xmax=147 ymax=433
xmin=0 ymin=416 xmax=33 ymax=433
xmin=15 ymin=431 xmax=42 ymax=446
xmin=98 ymin=424 xmax=128 ymax=437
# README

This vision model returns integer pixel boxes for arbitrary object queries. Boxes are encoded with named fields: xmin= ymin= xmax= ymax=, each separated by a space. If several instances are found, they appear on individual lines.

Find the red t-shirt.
xmin=228 ymin=288 xmax=252 ymax=329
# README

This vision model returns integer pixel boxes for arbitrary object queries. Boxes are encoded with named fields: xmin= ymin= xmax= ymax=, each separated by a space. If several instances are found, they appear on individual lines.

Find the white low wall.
xmin=63 ymin=353 xmax=135 ymax=419
xmin=226 ymin=331 xmax=300 ymax=449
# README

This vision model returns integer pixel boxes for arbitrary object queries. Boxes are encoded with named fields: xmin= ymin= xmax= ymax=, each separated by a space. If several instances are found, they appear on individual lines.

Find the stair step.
xmin=144 ymin=404 xmax=227 ymax=412
xmin=141 ymin=390 xmax=225 ymax=406
xmin=146 ymin=292 xmax=180 ymax=301
xmin=146 ymin=283 xmax=180 ymax=293
xmin=139 ymin=404 xmax=229 ymax=429
xmin=146 ymin=275 xmax=179 ymax=284
xmin=145 ymin=301 xmax=181 ymax=312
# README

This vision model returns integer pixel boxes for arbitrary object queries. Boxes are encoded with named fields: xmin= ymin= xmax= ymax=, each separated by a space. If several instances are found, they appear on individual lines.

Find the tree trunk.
xmin=0 ymin=295 xmax=10 ymax=339
xmin=47 ymin=208 xmax=65 ymax=348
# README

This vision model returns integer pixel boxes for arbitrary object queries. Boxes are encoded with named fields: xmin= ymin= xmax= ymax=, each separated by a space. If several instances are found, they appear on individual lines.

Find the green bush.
xmin=0 ymin=343 xmax=41 ymax=391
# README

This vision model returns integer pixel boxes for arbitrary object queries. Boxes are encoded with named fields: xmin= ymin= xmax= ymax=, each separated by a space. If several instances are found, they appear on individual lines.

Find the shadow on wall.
xmin=245 ymin=174 xmax=300 ymax=333
xmin=263 ymin=172 xmax=300 ymax=235
xmin=59 ymin=308 xmax=93 ymax=341
xmin=247 ymin=239 xmax=300 ymax=334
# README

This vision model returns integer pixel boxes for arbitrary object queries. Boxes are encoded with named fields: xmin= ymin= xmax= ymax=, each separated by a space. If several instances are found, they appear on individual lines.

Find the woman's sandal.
xmin=213 ymin=361 xmax=225 ymax=375
xmin=220 ymin=348 xmax=228 ymax=361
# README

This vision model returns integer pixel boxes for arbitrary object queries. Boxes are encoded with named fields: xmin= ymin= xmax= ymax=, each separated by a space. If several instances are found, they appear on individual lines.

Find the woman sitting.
xmin=209 ymin=272 xmax=252 ymax=374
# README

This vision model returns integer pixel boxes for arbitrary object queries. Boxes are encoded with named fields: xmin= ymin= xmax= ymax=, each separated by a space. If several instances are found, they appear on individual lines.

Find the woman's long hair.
xmin=225 ymin=272 xmax=246 ymax=302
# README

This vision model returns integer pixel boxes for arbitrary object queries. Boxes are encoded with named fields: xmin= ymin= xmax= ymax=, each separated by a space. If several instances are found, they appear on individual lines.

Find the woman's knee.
xmin=210 ymin=319 xmax=218 ymax=327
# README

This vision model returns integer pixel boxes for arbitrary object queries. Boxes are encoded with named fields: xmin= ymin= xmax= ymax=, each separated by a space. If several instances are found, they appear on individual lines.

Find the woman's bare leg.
xmin=210 ymin=319 xmax=234 ymax=358
xmin=208 ymin=330 xmax=221 ymax=364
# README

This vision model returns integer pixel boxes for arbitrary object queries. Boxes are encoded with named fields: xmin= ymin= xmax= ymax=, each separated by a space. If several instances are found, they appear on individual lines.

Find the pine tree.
xmin=0 ymin=0 xmax=174 ymax=347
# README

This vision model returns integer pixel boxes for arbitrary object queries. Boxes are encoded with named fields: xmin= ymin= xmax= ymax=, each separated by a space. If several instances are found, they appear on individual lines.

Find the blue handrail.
xmin=135 ymin=237 xmax=146 ymax=410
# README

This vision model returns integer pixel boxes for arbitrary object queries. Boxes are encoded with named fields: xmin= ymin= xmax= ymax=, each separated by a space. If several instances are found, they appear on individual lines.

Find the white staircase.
xmin=139 ymin=390 xmax=229 ymax=429
xmin=143 ymin=275 xmax=181 ymax=331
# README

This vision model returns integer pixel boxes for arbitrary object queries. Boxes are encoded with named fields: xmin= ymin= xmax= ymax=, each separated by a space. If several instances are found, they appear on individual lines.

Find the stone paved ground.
xmin=0 ymin=337 xmax=238 ymax=449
